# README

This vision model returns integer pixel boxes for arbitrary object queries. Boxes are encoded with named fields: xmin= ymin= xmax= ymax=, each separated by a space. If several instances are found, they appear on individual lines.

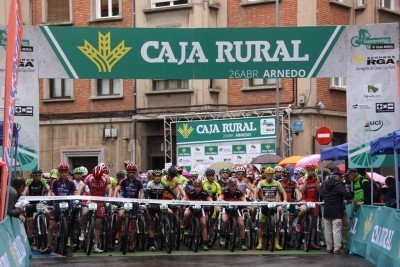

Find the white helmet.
xmin=236 ymin=166 xmax=246 ymax=173
xmin=294 ymin=167 xmax=306 ymax=176
xmin=274 ymin=166 xmax=283 ymax=172
xmin=190 ymin=168 xmax=199 ymax=176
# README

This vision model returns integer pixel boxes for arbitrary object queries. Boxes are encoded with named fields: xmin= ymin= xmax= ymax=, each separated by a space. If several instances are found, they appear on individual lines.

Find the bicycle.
xmin=32 ymin=202 xmax=48 ymax=251
xmin=242 ymin=207 xmax=254 ymax=250
xmin=110 ymin=204 xmax=121 ymax=248
xmin=171 ymin=205 xmax=181 ymax=250
xmin=257 ymin=203 xmax=277 ymax=252
xmin=51 ymin=202 xmax=70 ymax=256
xmin=69 ymin=201 xmax=83 ymax=252
xmin=134 ymin=204 xmax=147 ymax=251
xmin=99 ymin=202 xmax=111 ymax=252
xmin=187 ymin=205 xmax=203 ymax=253
xmin=222 ymin=205 xmax=241 ymax=252
xmin=279 ymin=204 xmax=290 ymax=250
xmin=84 ymin=202 xmax=98 ymax=256
xmin=295 ymin=202 xmax=316 ymax=252
xmin=154 ymin=204 xmax=173 ymax=254
xmin=120 ymin=202 xmax=136 ymax=255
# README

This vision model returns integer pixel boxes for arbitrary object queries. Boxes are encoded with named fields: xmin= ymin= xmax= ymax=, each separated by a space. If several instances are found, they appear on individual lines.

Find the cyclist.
xmin=234 ymin=166 xmax=254 ymax=199
xmin=162 ymin=166 xmax=185 ymax=200
xmin=113 ymin=162 xmax=144 ymax=252
xmin=254 ymin=166 xmax=287 ymax=250
xmin=145 ymin=169 xmax=177 ymax=252
xmin=274 ymin=166 xmax=283 ymax=181
xmin=296 ymin=164 xmax=321 ymax=250
xmin=176 ymin=165 xmax=188 ymax=185
xmin=113 ymin=170 xmax=125 ymax=198
xmin=77 ymin=165 xmax=112 ymax=253
xmin=278 ymin=167 xmax=301 ymax=244
xmin=40 ymin=163 xmax=76 ymax=254
xmin=183 ymin=179 xmax=212 ymax=251
xmin=73 ymin=167 xmax=89 ymax=196
xmin=218 ymin=168 xmax=231 ymax=191
xmin=183 ymin=168 xmax=200 ymax=195
xmin=218 ymin=179 xmax=248 ymax=251
xmin=47 ymin=168 xmax=59 ymax=189
xmin=202 ymin=168 xmax=222 ymax=247
xmin=294 ymin=167 xmax=306 ymax=182
xmin=23 ymin=168 xmax=50 ymax=247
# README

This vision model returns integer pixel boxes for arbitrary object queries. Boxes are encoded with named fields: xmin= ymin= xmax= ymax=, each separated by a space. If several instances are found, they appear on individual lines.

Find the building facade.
xmin=4 ymin=0 xmax=398 ymax=174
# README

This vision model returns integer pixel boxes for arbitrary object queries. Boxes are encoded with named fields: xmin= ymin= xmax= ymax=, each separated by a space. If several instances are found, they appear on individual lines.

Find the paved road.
xmin=31 ymin=250 xmax=374 ymax=267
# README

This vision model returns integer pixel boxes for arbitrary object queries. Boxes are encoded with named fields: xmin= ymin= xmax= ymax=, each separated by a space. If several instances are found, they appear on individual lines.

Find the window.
xmin=358 ymin=0 xmax=365 ymax=6
xmin=44 ymin=0 xmax=71 ymax=23
xmin=153 ymin=80 xmax=189 ymax=91
xmin=250 ymin=78 xmax=277 ymax=87
xmin=381 ymin=0 xmax=395 ymax=9
xmin=50 ymin=79 xmax=72 ymax=98
xmin=95 ymin=0 xmax=121 ymax=19
xmin=330 ymin=77 xmax=346 ymax=89
xmin=97 ymin=79 xmax=121 ymax=96
xmin=151 ymin=0 xmax=189 ymax=8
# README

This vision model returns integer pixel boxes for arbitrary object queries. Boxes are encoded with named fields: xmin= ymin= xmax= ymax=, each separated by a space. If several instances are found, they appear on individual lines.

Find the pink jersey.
xmin=84 ymin=174 xmax=110 ymax=197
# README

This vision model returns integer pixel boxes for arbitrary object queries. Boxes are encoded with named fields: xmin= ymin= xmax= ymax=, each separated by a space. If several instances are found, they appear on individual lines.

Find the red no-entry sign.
xmin=315 ymin=126 xmax=333 ymax=145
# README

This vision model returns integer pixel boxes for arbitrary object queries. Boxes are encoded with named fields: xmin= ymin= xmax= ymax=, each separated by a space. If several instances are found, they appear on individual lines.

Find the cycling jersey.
xmin=298 ymin=176 xmax=319 ymax=202
xmin=202 ymin=180 xmax=222 ymax=201
xmin=177 ymin=174 xmax=187 ymax=185
xmin=26 ymin=178 xmax=47 ymax=196
xmin=184 ymin=190 xmax=212 ymax=201
xmin=236 ymin=179 xmax=250 ymax=196
xmin=162 ymin=176 xmax=180 ymax=200
xmin=218 ymin=178 xmax=230 ymax=191
xmin=257 ymin=179 xmax=283 ymax=202
xmin=183 ymin=179 xmax=195 ymax=195
xmin=84 ymin=174 xmax=110 ymax=197
xmin=74 ymin=180 xmax=90 ymax=195
xmin=146 ymin=180 xmax=170 ymax=199
xmin=119 ymin=177 xmax=143 ymax=198
xmin=279 ymin=179 xmax=297 ymax=202
xmin=220 ymin=189 xmax=245 ymax=201
xmin=51 ymin=179 xmax=76 ymax=196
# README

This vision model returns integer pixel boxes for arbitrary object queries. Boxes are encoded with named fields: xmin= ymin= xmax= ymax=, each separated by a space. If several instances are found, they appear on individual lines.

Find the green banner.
xmin=348 ymin=205 xmax=400 ymax=266
xmin=232 ymin=145 xmax=246 ymax=154
xmin=176 ymin=117 xmax=276 ymax=145
xmin=204 ymin=146 xmax=218 ymax=155
xmin=261 ymin=143 xmax=276 ymax=153
xmin=36 ymin=25 xmax=345 ymax=79
xmin=0 ymin=216 xmax=31 ymax=267
xmin=177 ymin=147 xmax=191 ymax=156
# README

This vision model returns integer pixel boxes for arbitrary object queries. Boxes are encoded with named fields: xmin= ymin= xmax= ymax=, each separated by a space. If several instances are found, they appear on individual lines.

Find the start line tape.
xmin=19 ymin=195 xmax=325 ymax=207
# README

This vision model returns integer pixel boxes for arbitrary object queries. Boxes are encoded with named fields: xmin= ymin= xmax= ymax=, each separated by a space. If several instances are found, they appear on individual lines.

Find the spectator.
xmin=7 ymin=178 xmax=27 ymax=222
xmin=322 ymin=171 xmax=353 ymax=254
xmin=385 ymin=176 xmax=397 ymax=208
xmin=346 ymin=168 xmax=371 ymax=206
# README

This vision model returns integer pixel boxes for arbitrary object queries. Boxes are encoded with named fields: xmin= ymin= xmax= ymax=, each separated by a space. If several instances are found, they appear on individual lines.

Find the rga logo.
xmin=363 ymin=84 xmax=382 ymax=101
xmin=366 ymin=55 xmax=395 ymax=66
xmin=364 ymin=120 xmax=383 ymax=132
xmin=19 ymin=58 xmax=35 ymax=72
xmin=350 ymin=29 xmax=391 ymax=49
xmin=260 ymin=118 xmax=275 ymax=135
xmin=78 ymin=32 xmax=131 ymax=72
xmin=177 ymin=123 xmax=194 ymax=139
xmin=376 ymin=102 xmax=394 ymax=113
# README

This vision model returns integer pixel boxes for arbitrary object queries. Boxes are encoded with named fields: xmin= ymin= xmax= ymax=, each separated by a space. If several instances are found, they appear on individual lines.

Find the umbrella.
xmin=250 ymin=154 xmax=283 ymax=164
xmin=278 ymin=156 xmax=304 ymax=167
xmin=325 ymin=159 xmax=345 ymax=170
xmin=366 ymin=172 xmax=386 ymax=184
xmin=182 ymin=170 xmax=191 ymax=178
xmin=209 ymin=162 xmax=234 ymax=172
xmin=295 ymin=154 xmax=321 ymax=168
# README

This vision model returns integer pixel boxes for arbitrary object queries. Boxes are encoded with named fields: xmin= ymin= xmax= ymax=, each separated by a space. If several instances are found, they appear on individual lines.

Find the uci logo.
xmin=364 ymin=120 xmax=383 ymax=132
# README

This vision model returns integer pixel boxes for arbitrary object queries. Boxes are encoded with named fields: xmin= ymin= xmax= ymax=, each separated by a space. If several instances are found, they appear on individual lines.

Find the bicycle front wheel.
xmin=164 ymin=219 xmax=173 ymax=254
xmin=86 ymin=216 xmax=95 ymax=256
xmin=228 ymin=217 xmax=237 ymax=252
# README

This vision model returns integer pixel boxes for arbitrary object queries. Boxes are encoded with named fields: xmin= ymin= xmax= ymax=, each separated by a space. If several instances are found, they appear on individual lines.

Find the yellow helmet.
xmin=264 ymin=166 xmax=275 ymax=174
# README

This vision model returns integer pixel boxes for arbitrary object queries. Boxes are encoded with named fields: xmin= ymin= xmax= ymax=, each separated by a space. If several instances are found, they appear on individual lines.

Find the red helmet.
xmin=98 ymin=163 xmax=109 ymax=174
xmin=92 ymin=165 xmax=104 ymax=178
xmin=126 ymin=162 xmax=138 ymax=172
xmin=193 ymin=179 xmax=202 ymax=187
xmin=305 ymin=164 xmax=316 ymax=171
xmin=58 ymin=163 xmax=70 ymax=172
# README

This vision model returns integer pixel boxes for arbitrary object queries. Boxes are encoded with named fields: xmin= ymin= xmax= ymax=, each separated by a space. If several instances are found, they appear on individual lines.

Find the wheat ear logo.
xmin=363 ymin=212 xmax=373 ymax=240
xmin=177 ymin=124 xmax=194 ymax=139
xmin=77 ymin=32 xmax=131 ymax=72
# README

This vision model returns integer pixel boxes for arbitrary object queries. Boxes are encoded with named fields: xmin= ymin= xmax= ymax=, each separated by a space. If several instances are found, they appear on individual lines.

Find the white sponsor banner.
xmin=346 ymin=23 xmax=400 ymax=168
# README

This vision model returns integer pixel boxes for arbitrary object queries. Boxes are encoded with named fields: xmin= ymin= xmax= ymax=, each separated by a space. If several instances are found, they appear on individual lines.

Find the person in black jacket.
xmin=322 ymin=171 xmax=352 ymax=254
xmin=7 ymin=178 xmax=26 ymax=222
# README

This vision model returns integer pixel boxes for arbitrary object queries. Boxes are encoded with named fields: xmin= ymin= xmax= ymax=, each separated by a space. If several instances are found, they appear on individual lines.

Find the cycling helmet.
xmin=190 ymin=168 xmax=199 ymax=176
xmin=124 ymin=160 xmax=133 ymax=168
xmin=236 ymin=166 xmax=246 ymax=173
xmin=73 ymin=167 xmax=84 ymax=174
xmin=99 ymin=163 xmax=109 ymax=174
xmin=32 ymin=168 xmax=43 ymax=175
xmin=282 ymin=167 xmax=291 ymax=176
xmin=116 ymin=170 xmax=125 ymax=179
xmin=274 ymin=166 xmax=283 ymax=172
xmin=162 ymin=168 xmax=168 ymax=176
xmin=50 ymin=169 xmax=59 ymax=179
xmin=264 ymin=166 xmax=275 ymax=174
xmin=305 ymin=164 xmax=316 ymax=171
xmin=146 ymin=170 xmax=154 ymax=177
xmin=193 ymin=179 xmax=202 ymax=187
xmin=81 ymin=166 xmax=88 ymax=176
xmin=153 ymin=169 xmax=163 ymax=177
xmin=42 ymin=173 xmax=51 ymax=179
xmin=219 ymin=168 xmax=230 ymax=174
xmin=125 ymin=162 xmax=138 ymax=172
xmin=58 ymin=163 xmax=70 ymax=172
xmin=92 ymin=165 xmax=104 ymax=178
xmin=168 ymin=166 xmax=178 ymax=177
xmin=294 ymin=167 xmax=306 ymax=176
xmin=205 ymin=168 xmax=215 ymax=175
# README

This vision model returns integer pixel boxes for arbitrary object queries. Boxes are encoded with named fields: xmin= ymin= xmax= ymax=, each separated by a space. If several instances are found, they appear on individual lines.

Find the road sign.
xmin=315 ymin=126 xmax=333 ymax=145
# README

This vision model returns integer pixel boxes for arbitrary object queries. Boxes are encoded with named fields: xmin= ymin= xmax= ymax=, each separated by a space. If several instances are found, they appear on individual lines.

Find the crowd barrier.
xmin=0 ymin=216 xmax=31 ymax=267
xmin=348 ymin=205 xmax=400 ymax=267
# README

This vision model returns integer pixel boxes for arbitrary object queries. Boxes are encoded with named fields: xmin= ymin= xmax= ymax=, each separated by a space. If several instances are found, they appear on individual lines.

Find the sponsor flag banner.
xmin=348 ymin=205 xmax=400 ymax=267
xmin=346 ymin=23 xmax=400 ymax=168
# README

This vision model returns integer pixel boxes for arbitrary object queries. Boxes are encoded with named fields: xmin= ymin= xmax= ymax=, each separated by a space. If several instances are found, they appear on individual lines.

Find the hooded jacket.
xmin=322 ymin=175 xmax=353 ymax=219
